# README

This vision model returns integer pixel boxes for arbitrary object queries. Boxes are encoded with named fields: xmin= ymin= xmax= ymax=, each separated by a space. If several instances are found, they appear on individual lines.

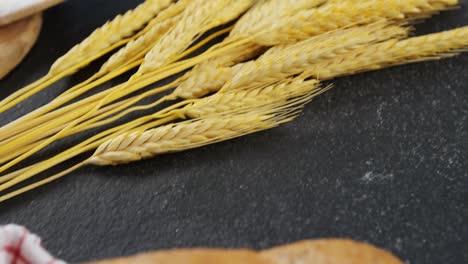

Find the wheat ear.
xmin=97 ymin=1 xmax=189 ymax=75
xmin=306 ymin=26 xmax=468 ymax=80
xmin=137 ymin=0 xmax=249 ymax=74
xmin=34 ymin=0 xmax=255 ymax=154
xmin=0 ymin=2 xmax=188 ymax=143
xmin=0 ymin=0 xmax=175 ymax=114
xmin=254 ymin=0 xmax=458 ymax=45
xmin=174 ymin=0 xmax=456 ymax=100
xmin=229 ymin=0 xmax=327 ymax=39
xmin=169 ymin=0 xmax=330 ymax=99
xmin=0 ymin=76 xmax=322 ymax=201
xmin=87 ymin=102 xmax=308 ymax=166
xmin=222 ymin=23 xmax=409 ymax=93
xmin=0 ymin=76 xmax=321 ymax=165
xmin=180 ymin=79 xmax=325 ymax=119
xmin=0 ymin=33 xmax=244 ymax=160
xmin=174 ymin=22 xmax=408 ymax=99
xmin=50 ymin=0 xmax=174 ymax=74
xmin=63 ymin=0 xmax=253 ymax=134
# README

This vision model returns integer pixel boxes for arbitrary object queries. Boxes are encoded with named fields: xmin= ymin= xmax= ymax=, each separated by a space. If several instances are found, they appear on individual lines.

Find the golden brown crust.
xmin=0 ymin=14 xmax=42 ymax=80
xmin=88 ymin=249 xmax=268 ymax=264
xmin=87 ymin=239 xmax=403 ymax=264
xmin=0 ymin=0 xmax=62 ymax=25
xmin=261 ymin=239 xmax=403 ymax=264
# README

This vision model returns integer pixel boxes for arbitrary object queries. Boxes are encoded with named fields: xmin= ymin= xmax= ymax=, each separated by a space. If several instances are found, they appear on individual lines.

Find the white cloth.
xmin=0 ymin=225 xmax=66 ymax=264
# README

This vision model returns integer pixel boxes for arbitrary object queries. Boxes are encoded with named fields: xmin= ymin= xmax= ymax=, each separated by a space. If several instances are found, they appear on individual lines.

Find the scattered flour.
xmin=361 ymin=171 xmax=394 ymax=183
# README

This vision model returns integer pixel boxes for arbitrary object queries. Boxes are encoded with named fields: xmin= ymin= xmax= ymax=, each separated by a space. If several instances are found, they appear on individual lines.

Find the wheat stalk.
xmin=174 ymin=22 xmax=409 ymax=99
xmin=222 ymin=23 xmax=409 ymax=93
xmin=0 ymin=76 xmax=322 ymax=201
xmin=86 ymin=99 xmax=308 ymax=166
xmin=0 ymin=76 xmax=321 ymax=165
xmin=0 ymin=1 xmax=189 ymax=144
xmin=253 ymin=0 xmax=458 ymax=45
xmin=229 ymin=0 xmax=327 ymax=39
xmin=171 ymin=0 xmax=329 ymax=99
xmin=50 ymin=0 xmax=174 ymax=75
xmin=306 ymin=26 xmax=468 ymax=80
xmin=0 ymin=0 xmax=175 ymax=114
xmin=0 ymin=33 xmax=243 ymax=161
xmin=137 ymin=0 xmax=253 ymax=74
xmin=0 ymin=1 xmax=255 ymax=170
xmin=98 ymin=0 xmax=190 ymax=75
xmin=180 ymin=79 xmax=324 ymax=119
xmin=173 ymin=0 xmax=458 ymax=101
xmin=0 ymin=0 xmax=460 ymax=171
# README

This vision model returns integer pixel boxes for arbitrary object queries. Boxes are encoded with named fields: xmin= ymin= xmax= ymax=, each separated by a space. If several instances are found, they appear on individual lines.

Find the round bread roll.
xmin=0 ymin=13 xmax=42 ymax=80
xmin=87 ymin=239 xmax=403 ymax=264
xmin=0 ymin=0 xmax=62 ymax=26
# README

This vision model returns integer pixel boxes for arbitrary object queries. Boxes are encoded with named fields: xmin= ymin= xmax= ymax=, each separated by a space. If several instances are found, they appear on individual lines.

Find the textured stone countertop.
xmin=0 ymin=1 xmax=467 ymax=263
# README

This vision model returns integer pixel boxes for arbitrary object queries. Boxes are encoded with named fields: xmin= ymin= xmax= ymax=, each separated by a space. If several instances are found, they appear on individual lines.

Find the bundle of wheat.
xmin=0 ymin=0 xmax=466 ymax=202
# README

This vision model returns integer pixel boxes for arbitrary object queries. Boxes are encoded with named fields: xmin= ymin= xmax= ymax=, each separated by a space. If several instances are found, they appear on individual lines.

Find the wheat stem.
xmin=0 ymin=114 xmax=179 ymax=194
xmin=4 ymin=1 xmax=254 ymax=163
xmin=0 ymin=0 xmax=174 ymax=113
xmin=306 ymin=26 xmax=468 ymax=80
xmin=0 ymin=162 xmax=87 ymax=203
xmin=86 ymin=104 xmax=305 ymax=166
xmin=0 ymin=76 xmax=322 ymax=199
xmin=254 ymin=0 xmax=459 ymax=45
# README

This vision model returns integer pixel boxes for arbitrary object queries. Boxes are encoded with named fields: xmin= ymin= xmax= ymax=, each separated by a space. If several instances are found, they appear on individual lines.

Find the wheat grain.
xmin=306 ymin=26 xmax=468 ymax=80
xmin=138 ymin=0 xmax=253 ymax=74
xmin=210 ymin=0 xmax=255 ymax=26
xmin=229 ymin=0 xmax=327 ymax=39
xmin=175 ymin=0 xmax=455 ymax=100
xmin=0 ymin=1 xmax=189 ymax=143
xmin=172 ymin=0 xmax=328 ymax=99
xmin=98 ymin=17 xmax=178 ymax=75
xmin=0 ymin=85 xmax=315 ymax=201
xmin=180 ymin=79 xmax=322 ymax=119
xmin=255 ymin=0 xmax=458 ymax=45
xmin=87 ymin=102 xmax=307 ymax=166
xmin=222 ymin=23 xmax=409 ymax=92
xmin=175 ymin=23 xmax=408 ymax=99
xmin=50 ymin=0 xmax=174 ymax=75
xmin=98 ymin=0 xmax=190 ymax=74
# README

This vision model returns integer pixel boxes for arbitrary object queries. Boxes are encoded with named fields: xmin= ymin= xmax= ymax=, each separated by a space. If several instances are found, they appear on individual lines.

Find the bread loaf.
xmin=0 ymin=14 xmax=42 ymax=80
xmin=88 ymin=239 xmax=403 ymax=264
xmin=0 ymin=0 xmax=62 ymax=25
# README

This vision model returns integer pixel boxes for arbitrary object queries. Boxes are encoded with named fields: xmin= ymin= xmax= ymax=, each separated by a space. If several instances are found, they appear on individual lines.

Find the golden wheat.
xmin=87 ymin=99 xmax=308 ymax=166
xmin=222 ymin=23 xmax=409 ymax=92
xmin=173 ymin=0 xmax=329 ymax=99
xmin=174 ymin=0 xmax=458 ymax=101
xmin=0 ymin=77 xmax=322 ymax=201
xmin=256 ymin=0 xmax=458 ymax=45
xmin=138 ymin=0 xmax=253 ymax=74
xmin=98 ymin=0 xmax=189 ymax=75
xmin=230 ymin=0 xmax=327 ymax=39
xmin=175 ymin=22 xmax=409 ymax=99
xmin=0 ymin=0 xmax=462 ymax=173
xmin=180 ymin=79 xmax=323 ymax=119
xmin=0 ymin=0 xmax=175 ymax=114
xmin=50 ymin=0 xmax=174 ymax=75
xmin=306 ymin=26 xmax=468 ymax=80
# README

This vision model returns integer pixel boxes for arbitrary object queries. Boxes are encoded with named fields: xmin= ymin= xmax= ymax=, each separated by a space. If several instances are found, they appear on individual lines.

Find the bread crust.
xmin=0 ymin=0 xmax=62 ymax=26
xmin=87 ymin=239 xmax=403 ymax=264
xmin=0 ymin=14 xmax=42 ymax=80
xmin=261 ymin=239 xmax=403 ymax=264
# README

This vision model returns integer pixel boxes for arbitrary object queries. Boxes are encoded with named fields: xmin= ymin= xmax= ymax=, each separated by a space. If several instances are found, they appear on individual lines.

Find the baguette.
xmin=0 ymin=14 xmax=42 ymax=80
xmin=88 ymin=239 xmax=403 ymax=264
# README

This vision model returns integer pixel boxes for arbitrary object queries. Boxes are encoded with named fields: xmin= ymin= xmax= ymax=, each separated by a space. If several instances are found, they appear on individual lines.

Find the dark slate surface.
xmin=0 ymin=1 xmax=467 ymax=263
